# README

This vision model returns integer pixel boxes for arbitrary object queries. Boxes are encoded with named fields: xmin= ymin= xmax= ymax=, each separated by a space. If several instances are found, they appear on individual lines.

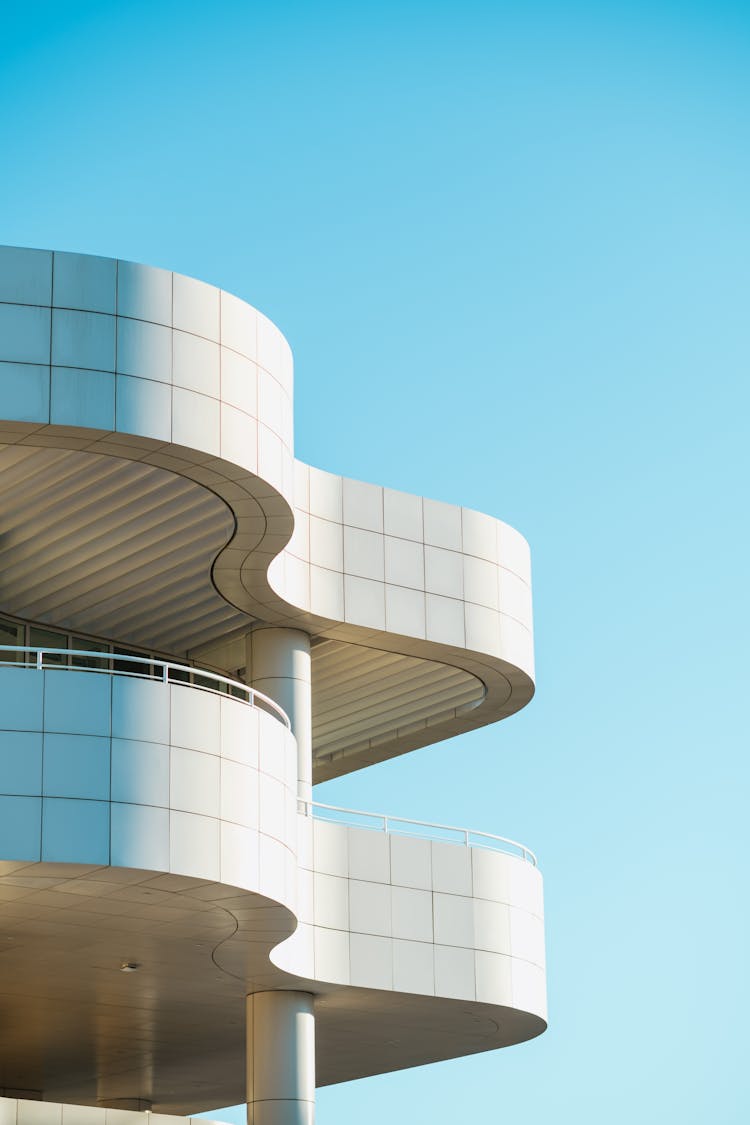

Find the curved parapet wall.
xmin=0 ymin=664 xmax=298 ymax=903
xmin=0 ymin=243 xmax=534 ymax=775
xmin=267 ymin=815 xmax=546 ymax=1084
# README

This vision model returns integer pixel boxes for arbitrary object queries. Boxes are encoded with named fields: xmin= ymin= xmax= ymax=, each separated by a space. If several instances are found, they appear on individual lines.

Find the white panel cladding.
xmin=0 ymin=248 xmax=295 ymax=501
xmin=272 ymin=816 xmax=546 ymax=1019
xmin=0 ymin=667 xmax=298 ymax=910
xmin=285 ymin=464 xmax=534 ymax=690
xmin=0 ymin=1098 xmax=229 ymax=1125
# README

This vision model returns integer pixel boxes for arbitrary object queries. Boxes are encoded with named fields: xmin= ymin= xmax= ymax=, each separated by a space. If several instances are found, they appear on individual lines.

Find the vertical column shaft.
xmin=247 ymin=627 xmax=312 ymax=803
xmin=246 ymin=991 xmax=315 ymax=1125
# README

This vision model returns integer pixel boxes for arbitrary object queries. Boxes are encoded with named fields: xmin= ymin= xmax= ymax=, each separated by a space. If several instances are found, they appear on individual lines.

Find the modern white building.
xmin=0 ymin=246 xmax=545 ymax=1125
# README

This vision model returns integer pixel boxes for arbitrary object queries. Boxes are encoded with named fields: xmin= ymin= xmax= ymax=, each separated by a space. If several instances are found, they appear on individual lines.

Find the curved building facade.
xmin=0 ymin=247 xmax=545 ymax=1125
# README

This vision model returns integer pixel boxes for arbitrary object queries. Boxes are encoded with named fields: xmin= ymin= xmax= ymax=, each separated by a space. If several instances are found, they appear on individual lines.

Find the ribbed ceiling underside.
xmin=311 ymin=640 xmax=485 ymax=770
xmin=0 ymin=445 xmax=250 ymax=654
xmin=0 ymin=444 xmax=487 ymax=772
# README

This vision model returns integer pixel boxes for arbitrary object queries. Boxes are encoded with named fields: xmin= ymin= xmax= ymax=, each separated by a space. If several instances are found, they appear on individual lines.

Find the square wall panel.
xmin=53 ymin=251 xmax=116 ymax=314
xmin=313 ymin=872 xmax=349 ymax=929
xmin=0 ymin=667 xmax=44 ymax=731
xmin=313 ymin=927 xmax=350 ymax=985
xmin=220 ymin=405 xmax=257 ymax=474
xmin=169 ymin=810 xmax=220 ymax=881
xmin=258 ymin=833 xmax=287 ymax=900
xmin=473 ymin=898 xmax=512 ymax=955
xmin=42 ymin=734 xmax=110 ymax=800
xmin=44 ymin=669 xmax=111 ymax=736
xmin=425 ymin=593 xmax=465 ymax=647
xmin=350 ymin=933 xmax=392 ymax=990
xmin=342 ymin=478 xmax=384 ymax=533
xmin=310 ymin=517 xmax=343 ymax=572
xmin=42 ymin=798 xmax=109 ymax=864
xmin=308 ymin=467 xmax=342 ymax=522
xmin=0 ymin=731 xmax=42 ymax=794
xmin=475 ymin=950 xmax=513 ymax=1005
xmin=509 ymin=906 xmax=546 ymax=967
xmin=471 ymin=847 xmax=512 ymax=904
xmin=349 ymin=879 xmax=391 ymax=937
xmin=220 ymin=821 xmax=258 ymax=889
xmin=0 ymin=304 xmax=51 ymax=364
xmin=256 ymin=312 xmax=281 ymax=374
xmin=385 ymin=584 xmax=426 ymax=638
xmin=171 ymin=386 xmax=220 ymax=456
xmin=112 ymin=677 xmax=170 ymax=744
xmin=391 ymin=886 xmax=433 ymax=942
xmin=0 ymin=362 xmax=50 ymax=423
xmin=220 ymin=759 xmax=258 ymax=828
xmin=423 ymin=498 xmax=462 ymax=550
xmin=173 ymin=330 xmax=220 ymax=397
xmin=390 ymin=834 xmax=431 ymax=889
xmin=52 ymin=309 xmax=115 ymax=371
xmin=18 ymin=1102 xmax=60 ymax=1125
xmin=221 ymin=290 xmax=256 ymax=359
xmin=170 ymin=746 xmax=220 ymax=818
xmin=111 ymin=738 xmax=169 ymax=807
xmin=110 ymin=802 xmax=169 ymax=870
xmin=434 ymin=944 xmax=475 ymax=1001
xmin=393 ymin=939 xmax=435 ymax=995
xmin=117 ymin=260 xmax=172 ymax=325
xmin=463 ymin=555 xmax=500 ymax=610
xmin=433 ymin=892 xmax=474 ymax=948
xmin=116 ymin=317 xmax=171 ymax=382
xmin=257 ymin=424 xmax=284 ymax=489
xmin=258 ymin=773 xmax=286 ymax=841
xmin=462 ymin=507 xmax=499 ymax=562
xmin=508 ymin=856 xmax=543 ymax=919
xmin=313 ymin=818 xmax=348 ymax=877
xmin=50 ymin=366 xmax=115 ymax=430
xmin=0 ymin=245 xmax=52 ymax=305
xmin=424 ymin=546 xmax=464 ymax=599
xmin=344 ymin=526 xmax=384 ymax=581
xmin=170 ymin=683 xmax=220 ymax=753
xmin=432 ymin=841 xmax=473 ymax=895
xmin=309 ymin=565 xmax=344 ymax=619
xmin=344 ymin=575 xmax=385 ymax=630
xmin=0 ymin=796 xmax=41 ymax=861
xmin=383 ymin=488 xmax=422 ymax=541
xmin=173 ymin=273 xmax=220 ymax=341
xmin=115 ymin=374 xmax=171 ymax=442
xmin=384 ymin=536 xmax=424 ymax=589
xmin=220 ymin=697 xmax=258 ymax=768
xmin=220 ymin=348 xmax=257 ymax=414
xmin=348 ymin=826 xmax=390 ymax=883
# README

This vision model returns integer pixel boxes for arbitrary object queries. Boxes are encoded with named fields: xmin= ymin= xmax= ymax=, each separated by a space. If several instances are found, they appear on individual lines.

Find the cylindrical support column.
xmin=246 ymin=991 xmax=315 ymax=1125
xmin=247 ymin=627 xmax=312 ymax=804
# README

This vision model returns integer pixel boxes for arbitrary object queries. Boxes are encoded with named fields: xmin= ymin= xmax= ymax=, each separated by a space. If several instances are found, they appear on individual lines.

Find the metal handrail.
xmin=0 ymin=645 xmax=291 ymax=728
xmin=301 ymin=799 xmax=537 ymax=866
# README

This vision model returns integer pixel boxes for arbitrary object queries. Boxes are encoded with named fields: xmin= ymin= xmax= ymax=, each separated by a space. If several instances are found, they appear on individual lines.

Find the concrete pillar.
xmin=247 ymin=627 xmax=312 ymax=804
xmin=246 ymin=991 xmax=315 ymax=1125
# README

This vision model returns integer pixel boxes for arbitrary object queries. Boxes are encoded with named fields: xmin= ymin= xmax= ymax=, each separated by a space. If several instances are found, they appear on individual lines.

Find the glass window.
xmin=112 ymin=647 xmax=152 ymax=677
xmin=71 ymin=636 xmax=111 ymax=671
xmin=29 ymin=626 xmax=69 ymax=666
xmin=0 ymin=617 xmax=24 ymax=662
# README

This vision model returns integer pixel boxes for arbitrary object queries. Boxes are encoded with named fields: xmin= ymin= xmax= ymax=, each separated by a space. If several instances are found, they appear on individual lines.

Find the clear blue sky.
xmin=2 ymin=2 xmax=748 ymax=1121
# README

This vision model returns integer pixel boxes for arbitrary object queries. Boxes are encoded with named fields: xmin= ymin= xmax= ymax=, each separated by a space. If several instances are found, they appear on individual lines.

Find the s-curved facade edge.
xmin=0 ymin=247 xmax=546 ymax=1120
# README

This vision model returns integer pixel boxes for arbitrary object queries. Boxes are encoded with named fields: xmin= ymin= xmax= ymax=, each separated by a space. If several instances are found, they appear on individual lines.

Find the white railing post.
xmin=36 ymin=649 xmax=43 ymax=670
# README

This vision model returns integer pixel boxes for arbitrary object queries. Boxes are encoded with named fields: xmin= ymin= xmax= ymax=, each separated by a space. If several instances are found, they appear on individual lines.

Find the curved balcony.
xmin=0 ymin=645 xmax=290 ymax=726
xmin=0 ymin=646 xmax=298 ymax=896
